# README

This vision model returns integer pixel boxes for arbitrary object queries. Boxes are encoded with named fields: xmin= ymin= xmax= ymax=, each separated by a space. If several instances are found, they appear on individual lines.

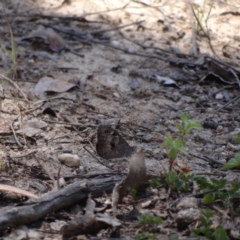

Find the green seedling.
xmin=169 ymin=236 xmax=179 ymax=240
xmin=156 ymin=135 xmax=187 ymax=171
xmin=192 ymin=210 xmax=228 ymax=240
xmin=138 ymin=213 xmax=162 ymax=226
xmin=149 ymin=178 xmax=161 ymax=189
xmin=156 ymin=113 xmax=201 ymax=171
xmin=0 ymin=19 xmax=17 ymax=82
xmin=130 ymin=188 xmax=137 ymax=201
xmin=177 ymin=113 xmax=202 ymax=138
xmin=224 ymin=153 xmax=240 ymax=170
xmin=134 ymin=232 xmax=157 ymax=240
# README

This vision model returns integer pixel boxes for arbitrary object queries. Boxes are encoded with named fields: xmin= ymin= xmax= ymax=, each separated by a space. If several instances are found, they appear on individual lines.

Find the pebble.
xmin=176 ymin=197 xmax=198 ymax=210
xmin=113 ymin=92 xmax=121 ymax=99
xmin=130 ymin=78 xmax=140 ymax=90
xmin=215 ymin=93 xmax=223 ymax=100
xmin=58 ymin=154 xmax=81 ymax=167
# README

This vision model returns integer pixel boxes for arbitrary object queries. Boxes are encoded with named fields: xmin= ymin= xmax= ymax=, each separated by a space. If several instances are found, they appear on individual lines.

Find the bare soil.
xmin=1 ymin=0 xmax=240 ymax=239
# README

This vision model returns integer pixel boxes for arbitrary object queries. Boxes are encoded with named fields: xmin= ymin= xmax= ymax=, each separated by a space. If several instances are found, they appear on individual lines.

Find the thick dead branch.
xmin=0 ymin=176 xmax=123 ymax=233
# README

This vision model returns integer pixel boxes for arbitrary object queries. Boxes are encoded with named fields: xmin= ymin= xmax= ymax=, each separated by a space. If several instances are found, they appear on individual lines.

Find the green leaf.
xmin=165 ymin=172 xmax=185 ymax=190
xmin=187 ymin=121 xmax=202 ymax=130
xmin=164 ymin=135 xmax=173 ymax=148
xmin=168 ymin=148 xmax=177 ymax=160
xmin=202 ymin=209 xmax=214 ymax=219
xmin=233 ymin=135 xmax=240 ymax=143
xmin=169 ymin=235 xmax=179 ymax=240
xmin=176 ymin=123 xmax=184 ymax=133
xmin=174 ymin=138 xmax=185 ymax=149
xmin=213 ymin=226 xmax=228 ymax=240
xmin=194 ymin=176 xmax=211 ymax=189
xmin=179 ymin=147 xmax=188 ymax=155
xmin=231 ymin=182 xmax=240 ymax=191
xmin=211 ymin=179 xmax=227 ymax=190
xmin=149 ymin=178 xmax=162 ymax=188
xmin=180 ymin=113 xmax=189 ymax=125
xmin=202 ymin=194 xmax=215 ymax=204
xmin=224 ymin=153 xmax=240 ymax=169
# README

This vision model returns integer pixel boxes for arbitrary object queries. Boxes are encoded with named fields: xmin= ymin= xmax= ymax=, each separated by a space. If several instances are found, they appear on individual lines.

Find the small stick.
xmin=33 ymin=154 xmax=54 ymax=182
xmin=44 ymin=119 xmax=84 ymax=127
xmin=60 ymin=114 xmax=83 ymax=139
xmin=12 ymin=150 xmax=37 ymax=158
xmin=83 ymin=146 xmax=114 ymax=171
xmin=214 ymin=94 xmax=240 ymax=113
xmin=10 ymin=116 xmax=23 ymax=148
xmin=0 ymin=73 xmax=28 ymax=101
xmin=57 ymin=167 xmax=61 ymax=190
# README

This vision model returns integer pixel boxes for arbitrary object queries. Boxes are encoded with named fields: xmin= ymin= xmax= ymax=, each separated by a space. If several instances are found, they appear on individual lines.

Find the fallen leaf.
xmin=20 ymin=119 xmax=48 ymax=137
xmin=34 ymin=76 xmax=76 ymax=95
xmin=112 ymin=149 xmax=146 ymax=206
xmin=21 ymin=27 xmax=65 ymax=53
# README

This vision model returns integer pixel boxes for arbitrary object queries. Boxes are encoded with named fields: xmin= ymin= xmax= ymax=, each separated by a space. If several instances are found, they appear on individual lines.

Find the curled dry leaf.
xmin=0 ymin=184 xmax=38 ymax=199
xmin=112 ymin=182 xmax=121 ymax=217
xmin=34 ymin=76 xmax=76 ymax=96
xmin=58 ymin=154 xmax=81 ymax=167
xmin=62 ymin=196 xmax=120 ymax=238
xmin=23 ymin=27 xmax=65 ymax=53
xmin=112 ymin=149 xmax=146 ymax=209
xmin=20 ymin=119 xmax=48 ymax=137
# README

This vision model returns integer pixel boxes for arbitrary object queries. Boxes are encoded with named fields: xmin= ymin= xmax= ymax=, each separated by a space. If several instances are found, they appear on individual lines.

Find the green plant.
xmin=130 ymin=188 xmax=137 ymax=200
xmin=192 ymin=210 xmax=228 ymax=240
xmin=169 ymin=236 xmax=179 ymax=240
xmin=156 ymin=113 xmax=201 ymax=171
xmin=138 ymin=213 xmax=162 ymax=226
xmin=177 ymin=113 xmax=202 ymax=138
xmin=0 ymin=19 xmax=17 ymax=82
xmin=134 ymin=232 xmax=157 ymax=240
xmin=224 ymin=153 xmax=240 ymax=169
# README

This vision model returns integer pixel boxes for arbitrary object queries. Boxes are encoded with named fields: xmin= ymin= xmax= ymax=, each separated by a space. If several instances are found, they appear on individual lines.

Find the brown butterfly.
xmin=96 ymin=124 xmax=135 ymax=160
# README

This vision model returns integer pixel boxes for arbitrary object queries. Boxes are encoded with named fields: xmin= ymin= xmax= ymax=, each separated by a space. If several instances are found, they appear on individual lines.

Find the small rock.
xmin=176 ymin=208 xmax=201 ymax=229
xmin=176 ymin=197 xmax=198 ymax=210
xmin=215 ymin=134 xmax=228 ymax=145
xmin=182 ymin=96 xmax=194 ymax=103
xmin=230 ymin=229 xmax=240 ymax=239
xmin=215 ymin=93 xmax=223 ymax=100
xmin=130 ymin=78 xmax=140 ymax=90
xmin=58 ymin=154 xmax=81 ymax=167
xmin=151 ymin=84 xmax=161 ymax=93
xmin=216 ymin=125 xmax=223 ymax=132
xmin=202 ymin=119 xmax=218 ymax=130
xmin=194 ymin=131 xmax=212 ymax=142
xmin=113 ymin=92 xmax=121 ymax=99
xmin=141 ymin=200 xmax=152 ymax=208
xmin=141 ymin=134 xmax=152 ymax=143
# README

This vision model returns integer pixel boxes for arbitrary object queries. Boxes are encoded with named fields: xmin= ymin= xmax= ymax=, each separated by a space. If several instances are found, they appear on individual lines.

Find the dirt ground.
xmin=1 ymin=0 xmax=240 ymax=239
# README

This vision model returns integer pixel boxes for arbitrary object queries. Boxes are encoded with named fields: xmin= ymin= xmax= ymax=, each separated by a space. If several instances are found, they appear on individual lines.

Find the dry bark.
xmin=0 ymin=176 xmax=123 ymax=233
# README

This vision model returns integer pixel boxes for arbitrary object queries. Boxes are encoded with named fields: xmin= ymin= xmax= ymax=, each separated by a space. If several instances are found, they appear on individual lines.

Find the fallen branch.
xmin=0 ymin=176 xmax=123 ymax=233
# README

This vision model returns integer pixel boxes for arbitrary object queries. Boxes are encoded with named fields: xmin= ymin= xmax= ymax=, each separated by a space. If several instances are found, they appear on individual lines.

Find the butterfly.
xmin=96 ymin=124 xmax=135 ymax=160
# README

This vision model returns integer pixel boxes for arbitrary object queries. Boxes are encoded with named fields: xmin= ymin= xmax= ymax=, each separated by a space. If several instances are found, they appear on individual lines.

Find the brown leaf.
xmin=34 ymin=76 xmax=76 ymax=95
xmin=112 ymin=149 xmax=146 ymax=206
xmin=24 ymin=27 xmax=65 ymax=53
xmin=46 ymin=28 xmax=65 ymax=52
